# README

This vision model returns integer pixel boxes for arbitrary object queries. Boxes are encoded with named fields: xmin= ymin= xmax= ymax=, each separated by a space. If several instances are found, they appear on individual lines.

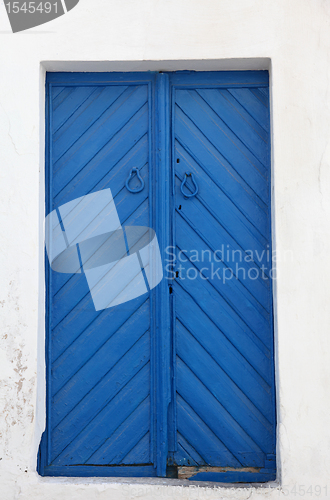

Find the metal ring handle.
xmin=180 ymin=172 xmax=199 ymax=198
xmin=125 ymin=168 xmax=145 ymax=193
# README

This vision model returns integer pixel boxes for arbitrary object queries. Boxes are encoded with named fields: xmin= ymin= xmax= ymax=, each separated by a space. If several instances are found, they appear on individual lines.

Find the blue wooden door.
xmin=39 ymin=71 xmax=275 ymax=482
xmin=168 ymin=72 xmax=275 ymax=482
xmin=39 ymin=73 xmax=161 ymax=477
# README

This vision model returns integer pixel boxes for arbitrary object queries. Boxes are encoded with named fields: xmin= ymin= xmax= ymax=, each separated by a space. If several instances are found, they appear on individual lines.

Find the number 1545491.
xmin=5 ymin=2 xmax=59 ymax=14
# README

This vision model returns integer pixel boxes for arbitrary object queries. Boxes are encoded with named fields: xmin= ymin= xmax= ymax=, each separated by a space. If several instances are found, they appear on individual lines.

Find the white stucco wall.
xmin=0 ymin=0 xmax=330 ymax=498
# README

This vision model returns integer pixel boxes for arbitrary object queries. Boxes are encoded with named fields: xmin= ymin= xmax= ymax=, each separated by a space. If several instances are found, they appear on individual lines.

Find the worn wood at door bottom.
xmin=178 ymin=466 xmax=260 ymax=480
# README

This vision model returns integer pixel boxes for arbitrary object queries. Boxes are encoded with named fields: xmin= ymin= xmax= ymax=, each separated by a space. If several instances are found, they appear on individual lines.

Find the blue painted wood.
xmin=154 ymin=73 xmax=172 ymax=477
xmin=40 ymin=71 xmax=275 ymax=483
xmin=187 ymin=470 xmax=276 ymax=482
xmin=170 ymin=72 xmax=276 ymax=482
xmin=40 ymin=72 xmax=158 ymax=477
xmin=42 ymin=465 xmax=158 ymax=477
xmin=170 ymin=71 xmax=269 ymax=88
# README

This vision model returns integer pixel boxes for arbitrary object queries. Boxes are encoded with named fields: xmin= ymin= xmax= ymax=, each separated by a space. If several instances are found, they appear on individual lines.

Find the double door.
xmin=39 ymin=71 xmax=276 ymax=482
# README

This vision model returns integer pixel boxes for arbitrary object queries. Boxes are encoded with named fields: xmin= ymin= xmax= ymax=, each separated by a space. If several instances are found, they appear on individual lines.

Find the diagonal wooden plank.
xmin=175 ymin=433 xmax=206 ymax=466
xmin=252 ymin=87 xmax=269 ymax=106
xmin=175 ymin=109 xmax=267 ymax=214
xmin=52 ymin=196 xmax=148 ymax=308
xmin=57 ymin=141 xmax=148 ymax=214
xmin=175 ymin=285 xmax=273 ymax=396
xmin=174 ymin=171 xmax=271 ymax=275
xmin=196 ymin=88 xmax=269 ymax=166
xmin=51 ymin=272 xmax=91 ymax=330
xmin=53 ymin=115 xmax=148 ymax=208
xmin=53 ymin=86 xmax=100 ymax=135
xmin=49 ymin=199 xmax=149 ymax=348
xmin=176 ymin=321 xmax=274 ymax=443
xmin=175 ymin=90 xmax=268 ymax=185
xmin=175 ymin=142 xmax=267 ymax=245
xmin=54 ymin=132 xmax=148 ymax=208
xmin=227 ymin=88 xmax=270 ymax=131
xmin=175 ymin=216 xmax=270 ymax=334
xmin=176 ymin=395 xmax=242 ymax=467
xmin=53 ymin=87 xmax=75 ymax=110
xmin=175 ymin=104 xmax=268 ymax=204
xmin=175 ymin=141 xmax=268 ymax=240
xmin=175 ymin=267 xmax=272 ymax=366
xmin=175 ymin=204 xmax=270 ymax=309
xmin=50 ymin=194 xmax=149 ymax=328
xmin=92 ymin=135 xmax=148 ymax=194
xmin=51 ymin=284 xmax=148 ymax=362
xmin=86 ymin=399 xmax=150 ymax=464
xmin=52 ymin=86 xmax=65 ymax=99
xmin=176 ymin=360 xmax=265 ymax=467
xmin=51 ymin=176 xmax=149 ymax=298
xmin=52 ymin=299 xmax=150 ymax=396
xmin=51 ymin=334 xmax=150 ymax=458
xmin=113 ymin=188 xmax=149 ymax=229
xmin=120 ymin=432 xmax=150 ymax=465
xmin=176 ymin=313 xmax=272 ymax=419
xmin=53 ymin=156 xmax=148 ymax=259
xmin=173 ymin=187 xmax=271 ymax=309
xmin=175 ymin=105 xmax=269 ymax=205
xmin=53 ymin=86 xmax=126 ymax=146
xmin=185 ymin=88 xmax=268 ymax=168
xmin=52 ymin=363 xmax=150 ymax=465
xmin=53 ymin=100 xmax=148 ymax=199
xmin=218 ymin=89 xmax=268 ymax=137
xmin=52 ymin=85 xmax=144 ymax=166
xmin=53 ymin=85 xmax=147 ymax=176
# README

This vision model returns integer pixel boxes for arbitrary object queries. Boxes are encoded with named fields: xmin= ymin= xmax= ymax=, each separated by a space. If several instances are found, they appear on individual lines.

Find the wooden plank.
xmin=86 ymin=399 xmax=150 ymax=464
xmin=52 ymin=364 xmax=150 ymax=465
xmin=176 ymin=358 xmax=266 ymax=467
xmin=52 ymin=86 xmax=100 ymax=134
xmin=178 ymin=466 xmax=260 ymax=480
xmin=175 ymin=216 xmax=270 ymax=335
xmin=228 ymin=88 xmax=270 ymax=131
xmin=175 ymin=90 xmax=268 ymax=194
xmin=51 ymin=301 xmax=150 ymax=402
xmin=196 ymin=88 xmax=269 ymax=166
xmin=175 ymin=288 xmax=273 ymax=419
xmin=41 ymin=73 xmax=156 ymax=476
xmin=176 ymin=322 xmax=274 ymax=450
xmin=53 ymin=95 xmax=148 ymax=198
xmin=154 ymin=72 xmax=172 ymax=477
xmin=170 ymin=71 xmax=269 ymax=88
xmin=43 ymin=465 xmax=157 ymax=477
xmin=172 ymin=74 xmax=275 ymax=476
xmin=51 ymin=333 xmax=150 ymax=460
xmin=175 ymin=108 xmax=268 ymax=220
xmin=176 ymin=396 xmax=241 ymax=467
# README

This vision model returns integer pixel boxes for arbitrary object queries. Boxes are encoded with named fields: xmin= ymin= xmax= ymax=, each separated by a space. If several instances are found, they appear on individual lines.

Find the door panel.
xmin=40 ymin=74 xmax=157 ymax=476
xmin=171 ymin=82 xmax=275 ymax=476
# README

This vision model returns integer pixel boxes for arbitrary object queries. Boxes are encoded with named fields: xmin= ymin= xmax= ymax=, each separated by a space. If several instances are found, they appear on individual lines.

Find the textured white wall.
xmin=0 ymin=0 xmax=330 ymax=498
